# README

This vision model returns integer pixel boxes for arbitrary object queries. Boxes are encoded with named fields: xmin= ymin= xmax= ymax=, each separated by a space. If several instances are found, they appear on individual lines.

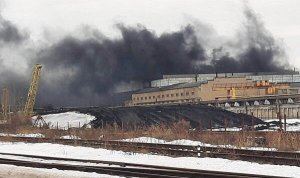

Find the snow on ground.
xmin=265 ymin=119 xmax=300 ymax=124
xmin=0 ymin=164 xmax=117 ymax=178
xmin=0 ymin=133 xmax=45 ymax=138
xmin=122 ymin=137 xmax=278 ymax=151
xmin=0 ymin=141 xmax=298 ymax=177
xmin=262 ymin=118 xmax=300 ymax=131
xmin=206 ymin=118 xmax=300 ymax=132
xmin=211 ymin=127 xmax=242 ymax=131
xmin=60 ymin=135 xmax=81 ymax=139
xmin=32 ymin=112 xmax=95 ymax=130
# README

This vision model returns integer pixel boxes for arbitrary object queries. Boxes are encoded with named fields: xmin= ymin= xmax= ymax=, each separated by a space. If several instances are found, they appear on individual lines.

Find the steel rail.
xmin=0 ymin=153 xmax=286 ymax=178
xmin=0 ymin=136 xmax=299 ymax=166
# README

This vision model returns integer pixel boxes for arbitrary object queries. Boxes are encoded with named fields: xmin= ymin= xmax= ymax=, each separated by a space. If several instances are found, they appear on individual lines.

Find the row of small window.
xmin=134 ymin=98 xmax=201 ymax=105
xmin=134 ymin=91 xmax=195 ymax=101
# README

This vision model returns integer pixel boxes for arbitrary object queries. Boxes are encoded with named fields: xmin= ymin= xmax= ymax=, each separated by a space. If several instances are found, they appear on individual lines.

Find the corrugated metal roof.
xmin=163 ymin=72 xmax=299 ymax=79
xmin=134 ymin=81 xmax=205 ymax=94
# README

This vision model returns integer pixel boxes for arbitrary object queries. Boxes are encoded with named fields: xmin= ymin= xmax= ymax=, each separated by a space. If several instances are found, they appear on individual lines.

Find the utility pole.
xmin=1 ymin=87 xmax=9 ymax=123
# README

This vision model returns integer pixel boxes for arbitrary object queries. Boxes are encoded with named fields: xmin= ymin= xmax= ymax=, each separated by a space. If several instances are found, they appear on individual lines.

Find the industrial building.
xmin=128 ymin=72 xmax=300 ymax=120
xmin=130 ymin=77 xmax=291 ymax=106
xmin=151 ymin=72 xmax=300 ymax=88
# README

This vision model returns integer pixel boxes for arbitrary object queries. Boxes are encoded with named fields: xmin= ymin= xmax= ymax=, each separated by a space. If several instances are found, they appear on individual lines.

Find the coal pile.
xmin=74 ymin=104 xmax=263 ymax=129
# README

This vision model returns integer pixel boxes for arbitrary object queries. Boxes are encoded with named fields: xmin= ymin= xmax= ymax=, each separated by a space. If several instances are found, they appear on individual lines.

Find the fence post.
xmin=68 ymin=122 xmax=70 ymax=129
xmin=57 ymin=122 xmax=58 ymax=130
xmin=242 ymin=118 xmax=245 ymax=130
xmin=251 ymin=116 xmax=254 ymax=131
xmin=224 ymin=118 xmax=227 ymax=131
xmin=278 ymin=112 xmax=282 ymax=132
xmin=284 ymin=114 xmax=287 ymax=132
xmin=210 ymin=120 xmax=213 ymax=131
xmin=199 ymin=119 xmax=202 ymax=131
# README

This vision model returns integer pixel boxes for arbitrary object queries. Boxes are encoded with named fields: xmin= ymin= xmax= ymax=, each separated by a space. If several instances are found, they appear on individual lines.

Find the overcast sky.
xmin=1 ymin=0 xmax=300 ymax=69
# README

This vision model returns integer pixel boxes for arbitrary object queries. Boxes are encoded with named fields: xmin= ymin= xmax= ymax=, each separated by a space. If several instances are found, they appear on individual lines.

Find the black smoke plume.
xmin=210 ymin=7 xmax=287 ymax=73
xmin=0 ymin=15 xmax=28 ymax=44
xmin=0 ymin=7 xmax=292 ymax=107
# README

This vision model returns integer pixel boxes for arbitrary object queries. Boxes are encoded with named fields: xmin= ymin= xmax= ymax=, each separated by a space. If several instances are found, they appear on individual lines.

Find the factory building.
xmin=151 ymin=72 xmax=300 ymax=88
xmin=130 ymin=77 xmax=290 ymax=106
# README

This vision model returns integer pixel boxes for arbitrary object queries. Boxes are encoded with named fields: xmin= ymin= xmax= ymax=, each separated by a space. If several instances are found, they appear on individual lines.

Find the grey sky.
xmin=1 ymin=0 xmax=300 ymax=69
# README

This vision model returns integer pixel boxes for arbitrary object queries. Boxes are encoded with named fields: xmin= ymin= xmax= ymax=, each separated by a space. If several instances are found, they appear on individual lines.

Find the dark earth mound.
xmin=68 ymin=104 xmax=263 ymax=129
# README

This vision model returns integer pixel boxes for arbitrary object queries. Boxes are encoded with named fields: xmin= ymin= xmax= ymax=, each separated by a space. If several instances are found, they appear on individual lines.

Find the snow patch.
xmin=121 ymin=137 xmax=277 ymax=151
xmin=260 ymin=118 xmax=300 ymax=131
xmin=0 ymin=133 xmax=45 ymax=138
xmin=32 ymin=112 xmax=95 ymax=130
xmin=0 ymin=141 xmax=298 ymax=177
xmin=60 ymin=135 xmax=81 ymax=139
xmin=0 ymin=163 xmax=119 ymax=178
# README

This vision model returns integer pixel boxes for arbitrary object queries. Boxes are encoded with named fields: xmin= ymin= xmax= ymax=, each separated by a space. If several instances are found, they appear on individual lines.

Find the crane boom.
xmin=24 ymin=64 xmax=42 ymax=117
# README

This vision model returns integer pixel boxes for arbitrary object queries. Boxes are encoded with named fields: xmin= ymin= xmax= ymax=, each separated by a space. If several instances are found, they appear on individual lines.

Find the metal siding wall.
xmin=151 ymin=74 xmax=300 ymax=87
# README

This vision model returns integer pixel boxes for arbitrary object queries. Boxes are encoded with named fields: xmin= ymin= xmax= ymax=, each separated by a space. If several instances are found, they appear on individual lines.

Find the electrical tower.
xmin=24 ymin=64 xmax=42 ymax=117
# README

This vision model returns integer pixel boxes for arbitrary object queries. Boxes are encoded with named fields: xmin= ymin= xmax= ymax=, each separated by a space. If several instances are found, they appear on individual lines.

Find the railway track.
xmin=0 ymin=136 xmax=299 ymax=166
xmin=0 ymin=152 xmax=287 ymax=178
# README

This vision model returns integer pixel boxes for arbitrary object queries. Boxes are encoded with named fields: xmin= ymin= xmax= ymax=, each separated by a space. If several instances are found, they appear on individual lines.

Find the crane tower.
xmin=24 ymin=64 xmax=42 ymax=117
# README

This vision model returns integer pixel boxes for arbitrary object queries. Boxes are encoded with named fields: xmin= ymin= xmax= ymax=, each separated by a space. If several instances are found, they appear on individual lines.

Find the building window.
xmin=176 ymin=93 xmax=179 ymax=97
xmin=181 ymin=93 xmax=183 ymax=96
xmin=167 ymin=94 xmax=169 ymax=97
xmin=162 ymin=95 xmax=164 ymax=98
xmin=145 ymin=97 xmax=147 ymax=100
xmin=158 ymin=95 xmax=160 ymax=98
xmin=141 ymin=97 xmax=143 ymax=100
xmin=149 ymin=96 xmax=151 ymax=99
xmin=192 ymin=91 xmax=194 ymax=95
xmin=186 ymin=92 xmax=189 ymax=96
xmin=153 ymin=96 xmax=156 ymax=99
xmin=171 ymin=94 xmax=174 ymax=97
xmin=137 ymin=97 xmax=139 ymax=100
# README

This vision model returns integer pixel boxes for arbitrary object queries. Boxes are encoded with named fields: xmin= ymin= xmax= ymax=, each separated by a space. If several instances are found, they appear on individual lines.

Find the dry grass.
xmin=1 ymin=118 xmax=299 ymax=151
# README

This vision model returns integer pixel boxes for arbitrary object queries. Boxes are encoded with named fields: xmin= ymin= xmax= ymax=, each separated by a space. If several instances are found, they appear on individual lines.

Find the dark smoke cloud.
xmin=208 ymin=7 xmax=287 ymax=73
xmin=0 ymin=14 xmax=30 ymax=110
xmin=33 ymin=24 xmax=207 ymax=106
xmin=0 ymin=16 xmax=28 ymax=44
xmin=0 ymin=6 xmax=292 ymax=107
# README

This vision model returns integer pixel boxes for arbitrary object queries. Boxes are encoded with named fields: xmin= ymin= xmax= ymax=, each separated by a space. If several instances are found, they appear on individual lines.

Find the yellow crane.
xmin=24 ymin=64 xmax=42 ymax=117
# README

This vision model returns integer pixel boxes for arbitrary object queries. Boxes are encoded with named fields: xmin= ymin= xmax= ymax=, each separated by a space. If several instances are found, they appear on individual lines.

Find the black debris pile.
xmin=74 ymin=104 xmax=263 ymax=129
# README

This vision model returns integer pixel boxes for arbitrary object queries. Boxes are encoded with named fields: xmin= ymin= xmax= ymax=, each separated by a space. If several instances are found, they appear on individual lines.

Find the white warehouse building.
xmin=151 ymin=72 xmax=300 ymax=88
